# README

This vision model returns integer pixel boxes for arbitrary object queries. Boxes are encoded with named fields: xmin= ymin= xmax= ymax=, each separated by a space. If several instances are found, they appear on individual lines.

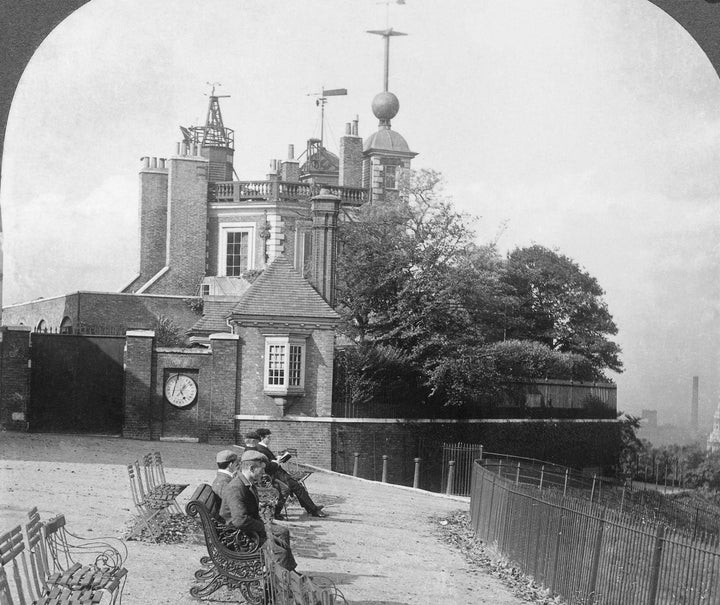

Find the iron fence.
xmin=470 ymin=462 xmax=720 ymax=604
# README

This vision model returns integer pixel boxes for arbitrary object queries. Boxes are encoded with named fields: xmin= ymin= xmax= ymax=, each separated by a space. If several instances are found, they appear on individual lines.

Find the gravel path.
xmin=0 ymin=432 xmax=526 ymax=604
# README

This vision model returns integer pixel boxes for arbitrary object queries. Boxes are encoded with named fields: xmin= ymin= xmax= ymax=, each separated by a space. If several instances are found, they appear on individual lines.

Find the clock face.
xmin=164 ymin=373 xmax=198 ymax=408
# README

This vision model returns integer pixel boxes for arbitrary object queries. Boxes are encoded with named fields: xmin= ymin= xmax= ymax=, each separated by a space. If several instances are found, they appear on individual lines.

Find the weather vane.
xmin=306 ymin=87 xmax=347 ymax=147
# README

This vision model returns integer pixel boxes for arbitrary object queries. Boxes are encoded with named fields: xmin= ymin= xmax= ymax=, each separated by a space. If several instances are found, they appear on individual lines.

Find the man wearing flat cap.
xmin=212 ymin=450 xmax=238 ymax=499
xmin=219 ymin=449 xmax=297 ymax=571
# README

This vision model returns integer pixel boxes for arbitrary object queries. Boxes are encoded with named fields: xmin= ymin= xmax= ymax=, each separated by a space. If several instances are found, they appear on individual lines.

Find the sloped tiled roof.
xmin=231 ymin=256 xmax=340 ymax=322
xmin=189 ymin=300 xmax=237 ymax=334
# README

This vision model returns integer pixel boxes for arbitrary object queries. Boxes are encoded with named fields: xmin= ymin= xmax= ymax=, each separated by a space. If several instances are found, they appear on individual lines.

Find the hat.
xmin=245 ymin=431 xmax=261 ymax=441
xmin=216 ymin=450 xmax=238 ymax=464
xmin=241 ymin=450 xmax=269 ymax=464
xmin=256 ymin=428 xmax=272 ymax=438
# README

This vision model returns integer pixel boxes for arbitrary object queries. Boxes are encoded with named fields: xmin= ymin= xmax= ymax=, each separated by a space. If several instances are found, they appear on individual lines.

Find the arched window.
xmin=36 ymin=319 xmax=47 ymax=333
xmin=60 ymin=316 xmax=73 ymax=334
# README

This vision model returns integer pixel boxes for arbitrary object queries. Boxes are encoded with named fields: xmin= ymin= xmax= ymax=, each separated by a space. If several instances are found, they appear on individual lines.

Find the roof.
xmin=189 ymin=300 xmax=236 ymax=334
xmin=230 ymin=255 xmax=340 ymax=322
xmin=364 ymin=127 xmax=412 ymax=153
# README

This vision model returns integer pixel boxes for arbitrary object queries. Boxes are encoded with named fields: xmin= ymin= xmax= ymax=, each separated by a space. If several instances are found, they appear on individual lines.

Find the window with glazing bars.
xmin=288 ymin=345 xmax=302 ymax=387
xmin=268 ymin=344 xmax=285 ymax=385
xmin=226 ymin=231 xmax=249 ymax=276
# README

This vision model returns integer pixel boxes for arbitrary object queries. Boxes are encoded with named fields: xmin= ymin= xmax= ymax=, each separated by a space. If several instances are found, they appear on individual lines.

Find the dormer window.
xmin=264 ymin=335 xmax=307 ymax=395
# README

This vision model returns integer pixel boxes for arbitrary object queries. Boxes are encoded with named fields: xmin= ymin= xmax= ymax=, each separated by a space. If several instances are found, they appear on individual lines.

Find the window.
xmin=219 ymin=223 xmax=255 ymax=276
xmin=384 ymin=165 xmax=397 ymax=190
xmin=264 ymin=335 xmax=307 ymax=394
xmin=201 ymin=284 xmax=211 ymax=296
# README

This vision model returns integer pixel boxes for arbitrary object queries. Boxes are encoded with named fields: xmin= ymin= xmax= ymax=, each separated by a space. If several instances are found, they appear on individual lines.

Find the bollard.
xmin=381 ymin=455 xmax=388 ymax=483
xmin=413 ymin=457 xmax=422 ymax=489
xmin=446 ymin=460 xmax=456 ymax=495
xmin=352 ymin=452 xmax=360 ymax=477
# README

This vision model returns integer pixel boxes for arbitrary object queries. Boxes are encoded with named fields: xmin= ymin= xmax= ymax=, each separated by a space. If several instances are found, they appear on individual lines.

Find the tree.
xmin=503 ymin=245 xmax=623 ymax=375
xmin=335 ymin=170 xmax=622 ymax=408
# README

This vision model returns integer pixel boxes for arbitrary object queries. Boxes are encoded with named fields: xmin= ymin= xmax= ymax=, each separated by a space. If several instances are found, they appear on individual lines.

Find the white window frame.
xmin=218 ymin=222 xmax=256 ymax=276
xmin=263 ymin=335 xmax=307 ymax=395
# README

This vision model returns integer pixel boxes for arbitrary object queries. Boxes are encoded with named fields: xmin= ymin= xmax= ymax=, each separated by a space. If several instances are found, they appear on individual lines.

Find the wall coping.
xmin=126 ymin=330 xmax=155 ymax=338
xmin=234 ymin=415 xmax=620 ymax=424
xmin=1 ymin=325 xmax=32 ymax=332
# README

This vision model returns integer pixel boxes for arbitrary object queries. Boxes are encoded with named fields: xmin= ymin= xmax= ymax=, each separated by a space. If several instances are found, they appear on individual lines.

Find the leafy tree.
xmin=155 ymin=315 xmax=185 ymax=347
xmin=503 ymin=245 xmax=623 ymax=375
xmin=335 ymin=170 xmax=622 ymax=408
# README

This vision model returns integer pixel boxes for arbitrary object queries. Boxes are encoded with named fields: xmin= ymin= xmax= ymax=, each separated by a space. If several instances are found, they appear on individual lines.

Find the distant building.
xmin=642 ymin=409 xmax=658 ymax=429
xmin=707 ymin=403 xmax=720 ymax=453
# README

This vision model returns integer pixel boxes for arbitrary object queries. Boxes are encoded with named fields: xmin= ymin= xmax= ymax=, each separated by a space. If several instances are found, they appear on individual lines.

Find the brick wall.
xmin=234 ymin=419 xmax=332 ymax=468
xmin=146 ymin=153 xmax=209 ymax=295
xmin=122 ymin=330 xmax=155 ymax=439
xmin=3 ymin=292 xmax=200 ymax=337
xmin=236 ymin=326 xmax=335 ymax=417
xmin=339 ymin=134 xmax=363 ymax=187
xmin=330 ymin=419 xmax=622 ymax=491
xmin=137 ymin=167 xmax=168 ymax=287
xmin=123 ymin=330 xmax=239 ymax=443
xmin=0 ymin=327 xmax=31 ymax=430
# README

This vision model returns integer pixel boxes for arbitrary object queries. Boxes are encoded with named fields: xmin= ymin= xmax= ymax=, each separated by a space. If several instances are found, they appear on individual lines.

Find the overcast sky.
xmin=2 ymin=0 xmax=719 ymax=427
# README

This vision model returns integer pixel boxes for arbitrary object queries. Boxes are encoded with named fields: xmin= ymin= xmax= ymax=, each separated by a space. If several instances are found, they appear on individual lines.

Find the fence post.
xmin=587 ymin=509 xmax=606 ymax=604
xmin=479 ymin=445 xmax=483 ymax=461
xmin=381 ymin=455 xmax=388 ymax=483
xmin=352 ymin=452 xmax=360 ymax=477
xmin=590 ymin=474 xmax=597 ymax=503
xmin=413 ymin=457 xmax=422 ymax=489
xmin=497 ymin=459 xmax=503 ymax=478
xmin=646 ymin=524 xmax=665 ymax=605
xmin=550 ymin=504 xmax=565 ymax=594
xmin=539 ymin=465 xmax=544 ymax=491
xmin=563 ymin=468 xmax=569 ymax=497
xmin=515 ymin=461 xmax=521 ymax=485
xmin=446 ymin=460 xmax=456 ymax=495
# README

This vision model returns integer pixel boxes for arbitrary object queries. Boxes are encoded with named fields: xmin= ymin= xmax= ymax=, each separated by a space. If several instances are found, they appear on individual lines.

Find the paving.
xmin=0 ymin=432 xmax=524 ymax=604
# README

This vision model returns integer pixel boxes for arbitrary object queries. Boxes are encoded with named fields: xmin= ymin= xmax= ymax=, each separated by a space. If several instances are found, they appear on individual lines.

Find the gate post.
xmin=445 ymin=460 xmax=456 ymax=495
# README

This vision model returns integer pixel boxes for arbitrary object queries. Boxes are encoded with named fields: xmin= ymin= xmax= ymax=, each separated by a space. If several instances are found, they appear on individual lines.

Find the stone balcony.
xmin=209 ymin=180 xmax=367 ymax=206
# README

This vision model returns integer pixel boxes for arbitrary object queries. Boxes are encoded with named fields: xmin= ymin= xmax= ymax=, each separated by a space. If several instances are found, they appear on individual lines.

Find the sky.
xmin=2 ymin=0 xmax=719 ymax=427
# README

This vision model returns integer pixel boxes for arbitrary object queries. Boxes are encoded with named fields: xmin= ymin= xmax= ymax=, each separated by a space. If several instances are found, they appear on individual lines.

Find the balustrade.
xmin=209 ymin=180 xmax=367 ymax=204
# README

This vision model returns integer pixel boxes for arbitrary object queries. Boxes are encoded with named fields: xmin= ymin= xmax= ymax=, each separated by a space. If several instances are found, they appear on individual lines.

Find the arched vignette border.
xmin=0 ymin=0 xmax=718 ymax=293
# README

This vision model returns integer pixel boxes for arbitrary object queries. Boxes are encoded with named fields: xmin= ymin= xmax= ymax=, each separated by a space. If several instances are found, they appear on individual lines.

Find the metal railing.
xmin=470 ymin=462 xmax=720 ymax=604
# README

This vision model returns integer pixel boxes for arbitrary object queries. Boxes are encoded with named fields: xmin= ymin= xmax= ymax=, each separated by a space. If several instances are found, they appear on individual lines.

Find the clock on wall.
xmin=164 ymin=373 xmax=198 ymax=408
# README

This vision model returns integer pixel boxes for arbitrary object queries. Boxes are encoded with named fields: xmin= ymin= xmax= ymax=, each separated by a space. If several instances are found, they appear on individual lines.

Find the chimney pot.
xmin=288 ymin=144 xmax=295 ymax=160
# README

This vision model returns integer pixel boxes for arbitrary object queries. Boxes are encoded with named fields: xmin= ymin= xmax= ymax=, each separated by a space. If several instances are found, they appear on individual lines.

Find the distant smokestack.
xmin=692 ymin=376 xmax=699 ymax=432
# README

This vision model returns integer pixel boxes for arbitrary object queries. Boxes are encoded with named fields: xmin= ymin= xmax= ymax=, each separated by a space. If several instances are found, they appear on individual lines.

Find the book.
xmin=277 ymin=451 xmax=292 ymax=463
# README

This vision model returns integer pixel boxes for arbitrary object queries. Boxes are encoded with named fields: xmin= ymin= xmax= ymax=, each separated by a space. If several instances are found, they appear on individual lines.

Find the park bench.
xmin=0 ymin=510 xmax=128 ymax=605
xmin=186 ymin=484 xmax=346 ymax=604
xmin=185 ymin=484 xmax=267 ymax=603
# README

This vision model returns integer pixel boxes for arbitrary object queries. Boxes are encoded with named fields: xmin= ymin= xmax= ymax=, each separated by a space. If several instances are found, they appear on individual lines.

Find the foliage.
xmin=617 ymin=413 xmax=643 ymax=478
xmin=183 ymin=297 xmax=204 ymax=315
xmin=155 ymin=315 xmax=185 ymax=347
xmin=502 ymin=245 xmax=623 ymax=373
xmin=335 ymin=169 xmax=621 ymax=409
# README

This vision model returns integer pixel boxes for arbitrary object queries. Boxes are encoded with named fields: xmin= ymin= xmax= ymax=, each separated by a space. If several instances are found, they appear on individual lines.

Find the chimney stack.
xmin=310 ymin=190 xmax=341 ymax=306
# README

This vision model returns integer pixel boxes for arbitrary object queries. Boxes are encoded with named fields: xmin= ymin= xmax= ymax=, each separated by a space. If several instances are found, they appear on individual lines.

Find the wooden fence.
xmin=470 ymin=462 xmax=720 ymax=604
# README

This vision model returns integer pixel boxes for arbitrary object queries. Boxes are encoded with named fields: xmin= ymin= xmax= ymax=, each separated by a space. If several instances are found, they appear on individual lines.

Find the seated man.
xmin=212 ymin=449 xmax=238 ymax=499
xmin=219 ymin=449 xmax=297 ymax=572
xmin=250 ymin=428 xmax=326 ymax=519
